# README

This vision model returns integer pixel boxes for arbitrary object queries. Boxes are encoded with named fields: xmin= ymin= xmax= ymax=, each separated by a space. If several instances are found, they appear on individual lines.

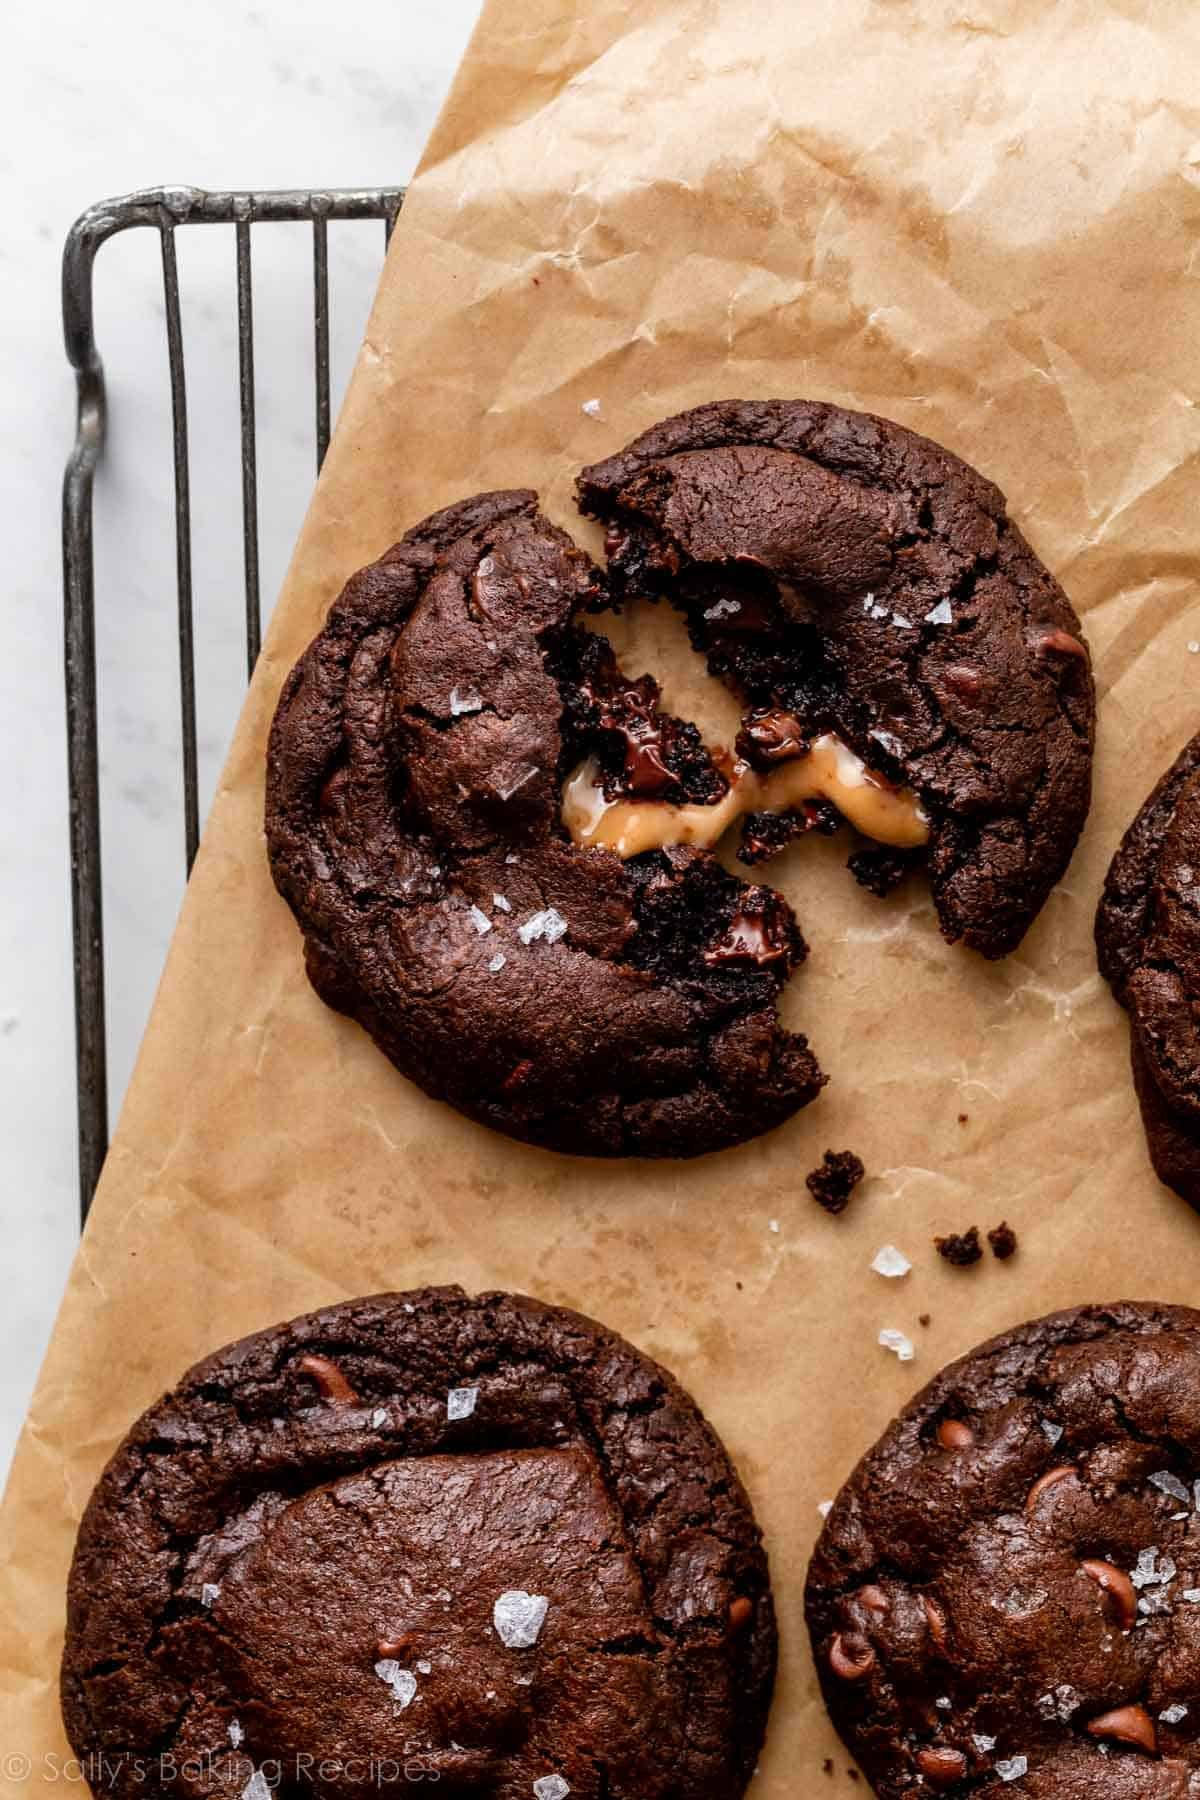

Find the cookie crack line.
xmin=265 ymin=402 xmax=1094 ymax=1158
xmin=64 ymin=1289 xmax=776 ymax=1800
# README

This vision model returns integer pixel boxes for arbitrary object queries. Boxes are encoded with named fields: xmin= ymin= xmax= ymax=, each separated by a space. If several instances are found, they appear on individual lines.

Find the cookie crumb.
xmin=807 ymin=1150 xmax=865 ymax=1215
xmin=847 ymin=846 xmax=916 ymax=898
xmin=987 ymin=1221 xmax=1018 ymax=1260
xmin=935 ymin=1227 xmax=983 ymax=1267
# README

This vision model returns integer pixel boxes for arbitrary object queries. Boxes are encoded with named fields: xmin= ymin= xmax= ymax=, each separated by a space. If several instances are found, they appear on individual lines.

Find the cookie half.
xmin=266 ymin=489 xmax=822 ymax=1158
xmin=63 ymin=1288 xmax=775 ymax=1800
xmin=806 ymin=1301 xmax=1200 ymax=1796
xmin=579 ymin=399 xmax=1095 ymax=958
xmin=1097 ymin=732 xmax=1200 ymax=1209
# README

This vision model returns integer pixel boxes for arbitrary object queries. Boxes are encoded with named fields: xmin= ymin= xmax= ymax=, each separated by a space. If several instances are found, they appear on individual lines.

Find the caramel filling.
xmin=562 ymin=733 xmax=930 ymax=857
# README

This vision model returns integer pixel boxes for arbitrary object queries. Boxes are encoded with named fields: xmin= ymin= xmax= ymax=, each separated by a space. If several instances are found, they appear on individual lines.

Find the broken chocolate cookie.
xmin=1097 ymin=730 xmax=1200 ymax=1212
xmin=62 ymin=1288 xmax=776 ymax=1800
xmin=578 ymin=400 xmax=1095 ymax=958
xmin=807 ymin=1301 xmax=1200 ymax=1796
xmin=266 ymin=491 xmax=822 ymax=1157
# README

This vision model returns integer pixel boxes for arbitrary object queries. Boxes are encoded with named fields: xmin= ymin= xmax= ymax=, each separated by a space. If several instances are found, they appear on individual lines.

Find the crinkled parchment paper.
xmin=6 ymin=0 xmax=1200 ymax=1788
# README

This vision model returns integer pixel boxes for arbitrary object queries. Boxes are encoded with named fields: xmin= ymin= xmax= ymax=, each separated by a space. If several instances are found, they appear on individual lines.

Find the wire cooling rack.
xmin=63 ymin=183 xmax=405 ymax=1221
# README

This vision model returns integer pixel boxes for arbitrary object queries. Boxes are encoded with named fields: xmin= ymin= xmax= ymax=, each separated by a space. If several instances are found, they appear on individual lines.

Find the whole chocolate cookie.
xmin=578 ymin=400 xmax=1095 ymax=958
xmin=63 ymin=1287 xmax=775 ymax=1800
xmin=266 ymin=489 xmax=822 ymax=1158
xmin=1096 ymin=732 xmax=1200 ymax=1210
xmin=806 ymin=1301 xmax=1200 ymax=1797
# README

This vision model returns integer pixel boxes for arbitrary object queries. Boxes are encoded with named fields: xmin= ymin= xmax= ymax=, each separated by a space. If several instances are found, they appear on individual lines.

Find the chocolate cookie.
xmin=578 ymin=400 xmax=1095 ymax=958
xmin=63 ymin=1287 xmax=775 ymax=1800
xmin=1096 ymin=732 xmax=1200 ymax=1210
xmin=806 ymin=1301 xmax=1200 ymax=1796
xmin=266 ymin=489 xmax=822 ymax=1158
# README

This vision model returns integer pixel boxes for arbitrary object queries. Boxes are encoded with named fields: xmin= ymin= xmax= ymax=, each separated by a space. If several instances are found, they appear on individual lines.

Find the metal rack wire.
xmin=62 ymin=183 xmax=404 ymax=1221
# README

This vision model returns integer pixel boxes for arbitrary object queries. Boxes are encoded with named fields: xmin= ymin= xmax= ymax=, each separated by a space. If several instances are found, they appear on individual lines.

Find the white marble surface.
xmin=0 ymin=0 xmax=483 ymax=1483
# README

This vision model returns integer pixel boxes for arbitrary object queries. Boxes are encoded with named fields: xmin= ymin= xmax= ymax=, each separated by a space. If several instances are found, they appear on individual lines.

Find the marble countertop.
xmin=0 ymin=0 xmax=482 ymax=1481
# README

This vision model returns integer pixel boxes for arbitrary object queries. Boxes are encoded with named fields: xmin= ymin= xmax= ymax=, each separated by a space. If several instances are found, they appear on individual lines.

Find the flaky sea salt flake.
xmin=1161 ymin=1703 xmax=1189 ymax=1724
xmin=449 ymin=686 xmax=484 ymax=716
xmin=972 ymin=1734 xmax=996 ymax=1753
xmin=1131 ymin=1547 xmax=1175 ymax=1589
xmin=892 ymin=612 xmax=914 ymax=629
xmin=374 ymin=1661 xmax=418 ymax=1708
xmin=925 ymin=598 xmax=954 ymax=626
xmin=1189 ymin=641 xmax=1200 ymax=655
xmin=493 ymin=893 xmax=512 ymax=913
xmin=1150 ymin=1470 xmax=1191 ymax=1504
xmin=817 ymin=1500 xmax=833 ymax=1518
xmin=494 ymin=1590 xmax=550 ymax=1649
xmin=1183 ymin=1589 xmax=1200 ymax=1604
xmin=447 ymin=1385 xmax=479 ymax=1421
xmin=201 ymin=1583 xmax=220 ymax=1609
xmin=704 ymin=598 xmax=742 ymax=621
xmin=995 ymin=1757 xmax=1028 ymax=1783
xmin=371 ymin=1408 xmax=387 ymax=1428
xmin=468 ymin=905 xmax=493 ymax=935
xmin=533 ymin=1779 xmax=570 ymax=1800
xmin=416 ymin=1659 xmax=432 ymax=1675
xmin=871 ymin=1245 xmax=911 ymax=1279
xmin=581 ymin=398 xmax=602 ymax=418
xmin=228 ymin=1721 xmax=244 ymax=1749
xmin=1040 ymin=1420 xmax=1063 ymax=1446
xmin=242 ymin=1773 xmax=273 ymax=1800
xmin=488 ymin=953 xmax=507 ymax=973
xmin=878 ymin=1328 xmax=914 ymax=1362
xmin=518 ymin=908 xmax=568 ymax=946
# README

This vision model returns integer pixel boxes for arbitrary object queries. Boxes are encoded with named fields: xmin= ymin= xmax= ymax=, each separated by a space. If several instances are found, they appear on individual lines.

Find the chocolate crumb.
xmin=847 ymin=845 xmax=919 ymax=898
xmin=822 ymin=1759 xmax=834 ymax=1776
xmin=934 ymin=1227 xmax=983 ymax=1267
xmin=919 ymin=1313 xmax=932 ymax=1328
xmin=807 ymin=1150 xmax=866 ymax=1215
xmin=957 ymin=1113 xmax=968 ymax=1125
xmin=988 ymin=1221 xmax=1018 ymax=1260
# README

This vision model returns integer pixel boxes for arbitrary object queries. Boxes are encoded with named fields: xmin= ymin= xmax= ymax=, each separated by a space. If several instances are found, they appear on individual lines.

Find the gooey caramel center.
xmin=562 ymin=732 xmax=929 ymax=858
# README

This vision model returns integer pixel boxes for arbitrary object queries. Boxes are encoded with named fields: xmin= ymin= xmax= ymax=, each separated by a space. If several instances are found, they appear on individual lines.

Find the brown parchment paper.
xmin=7 ymin=0 xmax=1200 ymax=1788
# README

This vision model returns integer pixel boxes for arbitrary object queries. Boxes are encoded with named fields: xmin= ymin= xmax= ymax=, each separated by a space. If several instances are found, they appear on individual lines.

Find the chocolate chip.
xmin=736 ymin=707 xmax=809 ymax=767
xmin=940 ymin=662 xmax=986 ymax=700
xmin=1035 ymin=626 xmax=1089 ymax=661
xmin=936 ymin=1418 xmax=975 ymax=1450
xmin=1025 ymin=1465 xmax=1075 ymax=1516
xmin=987 ymin=1221 xmax=1018 ymax=1260
xmin=828 ymin=1632 xmax=876 ymax=1681
xmin=1086 ymin=1703 xmax=1156 ymax=1754
xmin=1080 ymin=1559 xmax=1137 ymax=1631
xmin=704 ymin=891 xmax=795 ymax=967
xmin=922 ymin=1596 xmax=948 ymax=1652
xmin=296 ymin=1354 xmax=359 ymax=1406
xmin=856 ymin=1585 xmax=890 ymax=1615
xmin=915 ymin=1747 xmax=967 ymax=1788
xmin=728 ymin=1596 xmax=753 ymax=1633
xmin=934 ymin=1227 xmax=982 ymax=1267
xmin=807 ymin=1150 xmax=866 ymax=1215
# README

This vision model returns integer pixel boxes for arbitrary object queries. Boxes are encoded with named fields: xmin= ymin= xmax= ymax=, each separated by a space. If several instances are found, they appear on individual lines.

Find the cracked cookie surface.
xmin=1097 ymin=733 xmax=1200 ymax=1210
xmin=806 ymin=1302 xmax=1200 ymax=1797
xmin=579 ymin=399 xmax=1095 ymax=958
xmin=266 ymin=489 xmax=821 ymax=1158
xmin=62 ymin=1287 xmax=775 ymax=1800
